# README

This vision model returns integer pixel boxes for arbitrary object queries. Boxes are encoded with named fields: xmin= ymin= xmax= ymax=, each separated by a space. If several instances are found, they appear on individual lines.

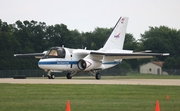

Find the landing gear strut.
xmin=47 ymin=71 xmax=55 ymax=79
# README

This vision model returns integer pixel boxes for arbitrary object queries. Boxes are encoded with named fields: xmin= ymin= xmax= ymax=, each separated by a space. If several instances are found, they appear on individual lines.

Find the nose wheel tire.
xmin=95 ymin=73 xmax=101 ymax=80
xmin=48 ymin=74 xmax=55 ymax=79
xmin=51 ymin=74 xmax=55 ymax=79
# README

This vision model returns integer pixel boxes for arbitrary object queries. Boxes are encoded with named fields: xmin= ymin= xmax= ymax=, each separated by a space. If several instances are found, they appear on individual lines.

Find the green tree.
xmin=69 ymin=29 xmax=82 ymax=48
xmin=0 ymin=20 xmax=23 ymax=70
xmin=123 ymin=34 xmax=140 ymax=69
xmin=124 ymin=33 xmax=138 ymax=50
xmin=140 ymin=26 xmax=180 ymax=69
xmin=82 ymin=27 xmax=112 ymax=50
xmin=140 ymin=26 xmax=179 ymax=57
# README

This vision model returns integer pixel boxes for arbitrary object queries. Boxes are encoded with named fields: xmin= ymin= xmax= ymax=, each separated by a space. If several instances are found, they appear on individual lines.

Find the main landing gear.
xmin=66 ymin=71 xmax=101 ymax=80
xmin=95 ymin=72 xmax=101 ymax=80
xmin=90 ymin=71 xmax=101 ymax=80
xmin=66 ymin=71 xmax=77 ymax=79
xmin=66 ymin=73 xmax=72 ymax=79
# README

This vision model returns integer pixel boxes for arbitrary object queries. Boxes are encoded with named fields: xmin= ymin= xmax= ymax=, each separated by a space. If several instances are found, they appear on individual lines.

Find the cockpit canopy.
xmin=43 ymin=47 xmax=66 ymax=59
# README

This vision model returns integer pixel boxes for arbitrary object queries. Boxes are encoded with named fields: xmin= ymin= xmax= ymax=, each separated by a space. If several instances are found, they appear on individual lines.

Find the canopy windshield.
xmin=43 ymin=47 xmax=66 ymax=58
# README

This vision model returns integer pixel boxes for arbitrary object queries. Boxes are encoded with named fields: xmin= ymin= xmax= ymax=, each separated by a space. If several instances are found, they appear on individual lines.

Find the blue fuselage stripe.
xmin=38 ymin=61 xmax=78 ymax=65
xmin=38 ymin=61 xmax=121 ymax=65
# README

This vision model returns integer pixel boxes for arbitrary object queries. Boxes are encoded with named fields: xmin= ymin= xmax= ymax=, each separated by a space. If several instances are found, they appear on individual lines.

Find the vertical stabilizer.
xmin=102 ymin=17 xmax=128 ymax=50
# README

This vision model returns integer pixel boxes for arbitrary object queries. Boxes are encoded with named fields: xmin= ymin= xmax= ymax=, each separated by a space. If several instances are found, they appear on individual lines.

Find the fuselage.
xmin=38 ymin=47 xmax=121 ymax=72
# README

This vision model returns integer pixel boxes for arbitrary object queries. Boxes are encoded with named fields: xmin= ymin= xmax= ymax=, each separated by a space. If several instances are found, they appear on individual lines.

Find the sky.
xmin=1 ymin=0 xmax=180 ymax=40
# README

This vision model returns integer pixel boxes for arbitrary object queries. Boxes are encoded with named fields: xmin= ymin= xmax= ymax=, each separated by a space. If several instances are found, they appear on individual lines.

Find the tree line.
xmin=0 ymin=19 xmax=180 ymax=70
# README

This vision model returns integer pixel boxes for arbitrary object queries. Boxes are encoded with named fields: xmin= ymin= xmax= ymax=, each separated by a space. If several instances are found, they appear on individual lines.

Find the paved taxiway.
xmin=0 ymin=78 xmax=180 ymax=86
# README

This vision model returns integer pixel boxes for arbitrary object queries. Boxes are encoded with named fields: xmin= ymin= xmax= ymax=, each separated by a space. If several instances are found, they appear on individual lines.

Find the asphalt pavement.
xmin=0 ymin=78 xmax=180 ymax=86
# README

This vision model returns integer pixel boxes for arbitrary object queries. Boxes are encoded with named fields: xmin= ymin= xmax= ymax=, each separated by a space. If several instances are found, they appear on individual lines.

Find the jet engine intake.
xmin=77 ymin=59 xmax=101 ymax=71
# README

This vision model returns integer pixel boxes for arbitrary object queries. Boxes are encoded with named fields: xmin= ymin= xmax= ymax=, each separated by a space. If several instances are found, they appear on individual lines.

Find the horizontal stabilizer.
xmin=91 ymin=52 xmax=169 ymax=56
xmin=90 ymin=52 xmax=169 ymax=59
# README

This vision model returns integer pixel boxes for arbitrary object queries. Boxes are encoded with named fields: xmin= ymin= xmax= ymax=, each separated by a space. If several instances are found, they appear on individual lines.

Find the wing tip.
xmin=162 ymin=53 xmax=169 ymax=56
xmin=14 ymin=54 xmax=18 ymax=57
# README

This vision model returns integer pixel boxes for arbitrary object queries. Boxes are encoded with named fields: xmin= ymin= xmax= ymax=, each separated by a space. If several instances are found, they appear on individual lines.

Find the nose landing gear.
xmin=47 ymin=70 xmax=55 ymax=79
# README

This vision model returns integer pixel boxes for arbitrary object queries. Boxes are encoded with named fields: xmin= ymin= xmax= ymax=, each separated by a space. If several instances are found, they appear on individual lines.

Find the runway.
xmin=0 ymin=78 xmax=180 ymax=86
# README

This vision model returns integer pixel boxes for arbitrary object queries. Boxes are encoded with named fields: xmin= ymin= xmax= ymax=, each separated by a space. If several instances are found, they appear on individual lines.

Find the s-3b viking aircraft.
xmin=14 ymin=17 xmax=169 ymax=80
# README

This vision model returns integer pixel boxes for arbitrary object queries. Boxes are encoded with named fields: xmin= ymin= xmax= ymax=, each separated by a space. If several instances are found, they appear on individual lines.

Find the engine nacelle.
xmin=77 ymin=59 xmax=101 ymax=71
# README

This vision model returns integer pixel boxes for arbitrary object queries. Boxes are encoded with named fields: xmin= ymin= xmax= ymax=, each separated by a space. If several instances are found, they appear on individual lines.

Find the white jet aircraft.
xmin=14 ymin=17 xmax=169 ymax=80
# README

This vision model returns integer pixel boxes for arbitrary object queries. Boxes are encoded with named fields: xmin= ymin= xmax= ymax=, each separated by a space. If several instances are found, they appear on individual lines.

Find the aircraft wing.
xmin=90 ymin=52 xmax=169 ymax=59
xmin=14 ymin=53 xmax=45 ymax=58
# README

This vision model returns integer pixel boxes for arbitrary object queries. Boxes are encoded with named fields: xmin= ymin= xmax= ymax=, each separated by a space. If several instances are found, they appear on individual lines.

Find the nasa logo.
xmin=114 ymin=33 xmax=120 ymax=38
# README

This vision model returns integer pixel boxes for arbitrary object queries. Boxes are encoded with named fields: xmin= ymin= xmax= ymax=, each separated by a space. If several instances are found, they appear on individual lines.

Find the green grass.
xmin=0 ymin=84 xmax=180 ymax=111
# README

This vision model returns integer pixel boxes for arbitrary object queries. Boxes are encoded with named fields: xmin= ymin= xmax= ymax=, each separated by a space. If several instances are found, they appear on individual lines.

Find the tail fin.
xmin=102 ymin=17 xmax=128 ymax=50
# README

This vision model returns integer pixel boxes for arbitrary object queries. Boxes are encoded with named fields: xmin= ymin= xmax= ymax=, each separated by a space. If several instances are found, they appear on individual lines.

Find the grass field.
xmin=0 ymin=84 xmax=180 ymax=111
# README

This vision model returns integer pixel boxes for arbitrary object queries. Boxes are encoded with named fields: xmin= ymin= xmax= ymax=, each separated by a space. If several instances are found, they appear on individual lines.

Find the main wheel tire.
xmin=66 ymin=73 xmax=72 ymax=79
xmin=48 ymin=75 xmax=51 ymax=79
xmin=95 ymin=73 xmax=101 ymax=80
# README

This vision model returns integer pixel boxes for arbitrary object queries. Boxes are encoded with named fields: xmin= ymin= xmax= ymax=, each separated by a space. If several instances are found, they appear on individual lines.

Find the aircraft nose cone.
xmin=38 ymin=59 xmax=45 ymax=69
